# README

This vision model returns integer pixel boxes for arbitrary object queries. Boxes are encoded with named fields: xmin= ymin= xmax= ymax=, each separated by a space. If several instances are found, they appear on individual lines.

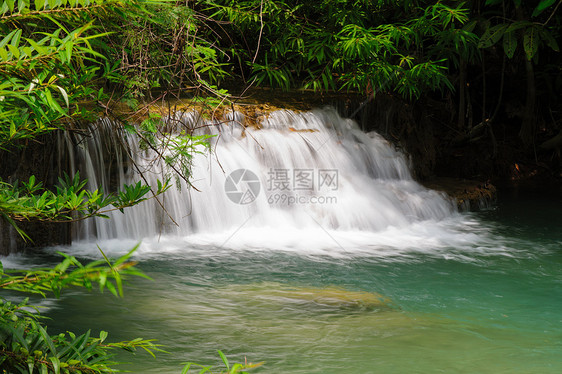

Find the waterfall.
xmin=69 ymin=107 xmax=456 ymax=243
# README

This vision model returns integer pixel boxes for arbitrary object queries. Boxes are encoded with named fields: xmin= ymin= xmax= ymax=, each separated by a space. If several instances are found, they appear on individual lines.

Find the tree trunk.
xmin=519 ymin=56 xmax=536 ymax=146
xmin=457 ymin=59 xmax=467 ymax=129
xmin=516 ymin=5 xmax=536 ymax=147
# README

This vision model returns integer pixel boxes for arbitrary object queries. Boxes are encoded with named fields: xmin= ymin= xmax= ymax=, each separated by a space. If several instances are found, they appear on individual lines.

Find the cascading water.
xmin=69 ymin=107 xmax=456 ymax=246
xmin=17 ymin=107 xmax=562 ymax=374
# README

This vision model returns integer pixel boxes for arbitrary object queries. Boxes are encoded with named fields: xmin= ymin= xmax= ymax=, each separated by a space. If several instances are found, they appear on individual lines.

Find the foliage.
xmin=0 ymin=0 xmax=148 ymax=150
xmin=101 ymin=0 xmax=231 ymax=100
xmin=0 ymin=0 xmax=198 ymax=242
xmin=133 ymin=113 xmax=215 ymax=189
xmin=477 ymin=0 xmax=560 ymax=60
xmin=0 ymin=246 xmax=166 ymax=374
xmin=0 ymin=248 xmax=260 ymax=373
xmin=201 ymin=0 xmax=479 ymax=99
xmin=181 ymin=350 xmax=262 ymax=374
xmin=0 ymin=171 xmax=170 ymax=241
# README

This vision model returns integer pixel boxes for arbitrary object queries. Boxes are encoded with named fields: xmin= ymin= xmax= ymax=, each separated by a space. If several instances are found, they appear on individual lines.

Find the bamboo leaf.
xmin=12 ymin=29 xmax=22 ymax=47
xmin=181 ymin=363 xmax=192 ymax=374
xmin=49 ymin=356 xmax=61 ymax=374
xmin=43 ymin=87 xmax=65 ymax=114
xmin=0 ymin=47 xmax=9 ymax=61
xmin=65 ymin=40 xmax=73 ymax=62
xmin=0 ymin=30 xmax=18 ymax=48
xmin=8 ymin=44 xmax=21 ymax=59
xmin=37 ymin=325 xmax=57 ymax=355
xmin=218 ymin=350 xmax=229 ymax=371
xmin=26 ymin=38 xmax=47 ymax=55
xmin=22 ymin=46 xmax=33 ymax=57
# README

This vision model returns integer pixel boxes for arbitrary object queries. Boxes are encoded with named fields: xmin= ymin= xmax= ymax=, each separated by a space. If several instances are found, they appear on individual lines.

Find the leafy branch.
xmin=0 ymin=172 xmax=170 ymax=241
xmin=0 ymin=245 xmax=166 ymax=373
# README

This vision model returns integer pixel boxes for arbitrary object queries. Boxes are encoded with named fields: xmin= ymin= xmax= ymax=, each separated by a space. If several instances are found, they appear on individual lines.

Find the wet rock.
xmin=423 ymin=177 xmax=497 ymax=211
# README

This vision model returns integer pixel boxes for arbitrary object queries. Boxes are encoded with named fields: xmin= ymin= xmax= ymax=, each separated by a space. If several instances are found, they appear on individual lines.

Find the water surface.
xmin=25 ymin=192 xmax=561 ymax=374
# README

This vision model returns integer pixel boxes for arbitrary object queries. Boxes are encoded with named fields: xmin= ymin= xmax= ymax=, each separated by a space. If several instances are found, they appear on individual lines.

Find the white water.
xmin=65 ymin=107 xmax=492 ymax=259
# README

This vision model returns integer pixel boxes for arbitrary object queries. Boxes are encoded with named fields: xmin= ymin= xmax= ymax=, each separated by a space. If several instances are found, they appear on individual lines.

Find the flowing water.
xmin=3 ymin=108 xmax=562 ymax=373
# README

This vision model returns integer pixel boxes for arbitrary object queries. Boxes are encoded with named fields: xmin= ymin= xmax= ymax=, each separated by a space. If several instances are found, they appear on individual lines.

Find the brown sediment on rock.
xmin=134 ymin=100 xmax=291 ymax=129
xmin=103 ymin=87 xmax=357 ymax=128
xmin=423 ymin=177 xmax=497 ymax=211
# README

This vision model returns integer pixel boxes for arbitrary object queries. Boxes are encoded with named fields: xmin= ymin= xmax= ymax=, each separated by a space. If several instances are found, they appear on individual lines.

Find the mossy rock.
xmin=220 ymin=282 xmax=394 ymax=312
xmin=424 ymin=177 xmax=497 ymax=211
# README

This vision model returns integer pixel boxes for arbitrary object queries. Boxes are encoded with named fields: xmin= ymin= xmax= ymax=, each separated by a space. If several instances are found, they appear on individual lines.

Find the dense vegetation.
xmin=0 ymin=0 xmax=561 ymax=372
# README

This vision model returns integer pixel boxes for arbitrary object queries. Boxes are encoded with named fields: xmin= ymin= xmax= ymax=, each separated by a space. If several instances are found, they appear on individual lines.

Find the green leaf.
xmin=34 ymin=0 xmax=45 ymax=11
xmin=65 ymin=40 xmax=73 ymax=62
xmin=503 ymin=31 xmax=517 ymax=58
xmin=105 ymin=280 xmax=117 ymax=296
xmin=37 ymin=325 xmax=57 ymax=355
xmin=478 ymin=23 xmax=508 ymax=48
xmin=49 ymin=356 xmax=60 ymax=374
xmin=181 ymin=363 xmax=192 ymax=374
xmin=10 ymin=121 xmax=16 ymax=138
xmin=6 ymin=0 xmax=15 ymax=13
xmin=43 ymin=87 xmax=65 ymax=115
xmin=523 ymin=26 xmax=539 ymax=60
xmin=0 ymin=47 xmax=9 ymax=61
xmin=218 ymin=350 xmax=229 ymax=371
xmin=18 ymin=0 xmax=28 ymax=12
xmin=0 ymin=30 xmax=18 ymax=48
xmin=1 ymin=212 xmax=31 ymax=241
xmin=22 ymin=46 xmax=33 ymax=57
xmin=462 ymin=20 xmax=477 ymax=33
xmin=532 ymin=0 xmax=557 ymax=17
xmin=26 ymin=38 xmax=47 ymax=55
xmin=8 ymin=44 xmax=21 ymax=59
xmin=540 ymin=28 xmax=560 ymax=52
xmin=12 ymin=29 xmax=22 ymax=47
